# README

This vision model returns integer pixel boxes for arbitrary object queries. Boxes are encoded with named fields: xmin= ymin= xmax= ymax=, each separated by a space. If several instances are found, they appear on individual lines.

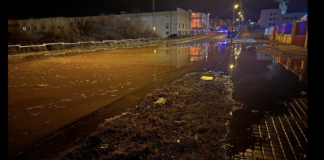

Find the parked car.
xmin=227 ymin=30 xmax=238 ymax=38
xmin=167 ymin=34 xmax=179 ymax=38
xmin=216 ymin=28 xmax=228 ymax=34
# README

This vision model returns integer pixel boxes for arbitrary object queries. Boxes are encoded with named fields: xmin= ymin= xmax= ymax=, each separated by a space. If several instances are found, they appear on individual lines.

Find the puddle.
xmin=8 ymin=41 xmax=308 ymax=158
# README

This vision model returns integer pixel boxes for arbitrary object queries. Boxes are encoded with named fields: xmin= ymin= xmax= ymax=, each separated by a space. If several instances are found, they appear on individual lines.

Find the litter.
xmin=154 ymin=97 xmax=166 ymax=104
xmin=252 ymin=110 xmax=258 ymax=113
xmin=201 ymin=76 xmax=213 ymax=80
xmin=301 ymin=91 xmax=307 ymax=96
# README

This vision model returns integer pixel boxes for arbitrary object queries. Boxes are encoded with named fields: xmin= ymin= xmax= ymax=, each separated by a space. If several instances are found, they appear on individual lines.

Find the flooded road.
xmin=8 ymin=39 xmax=308 ymax=159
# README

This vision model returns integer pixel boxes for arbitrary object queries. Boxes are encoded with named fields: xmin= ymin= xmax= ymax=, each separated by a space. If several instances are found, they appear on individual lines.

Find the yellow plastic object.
xmin=201 ymin=76 xmax=213 ymax=80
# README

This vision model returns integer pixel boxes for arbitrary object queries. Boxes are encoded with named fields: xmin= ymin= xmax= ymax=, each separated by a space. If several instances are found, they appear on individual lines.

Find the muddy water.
xmin=8 ymin=42 xmax=216 ymax=154
xmin=8 ymin=41 xmax=307 ymax=158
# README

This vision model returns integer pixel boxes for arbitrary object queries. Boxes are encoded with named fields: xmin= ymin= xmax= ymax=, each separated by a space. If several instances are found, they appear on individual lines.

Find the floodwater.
xmin=8 ymin=40 xmax=308 ymax=159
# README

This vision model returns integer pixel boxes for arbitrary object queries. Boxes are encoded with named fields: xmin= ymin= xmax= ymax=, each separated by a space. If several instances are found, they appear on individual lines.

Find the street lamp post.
xmin=232 ymin=2 xmax=238 ymax=44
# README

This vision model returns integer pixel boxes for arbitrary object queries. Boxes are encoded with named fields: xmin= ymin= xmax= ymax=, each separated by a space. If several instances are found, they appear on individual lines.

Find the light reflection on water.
xmin=8 ymin=42 xmax=213 ymax=154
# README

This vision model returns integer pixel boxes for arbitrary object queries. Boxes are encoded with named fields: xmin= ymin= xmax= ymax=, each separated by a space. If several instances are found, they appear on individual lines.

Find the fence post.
xmin=281 ymin=24 xmax=285 ymax=43
xmin=304 ymin=30 xmax=308 ymax=49
xmin=291 ymin=21 xmax=297 ymax=45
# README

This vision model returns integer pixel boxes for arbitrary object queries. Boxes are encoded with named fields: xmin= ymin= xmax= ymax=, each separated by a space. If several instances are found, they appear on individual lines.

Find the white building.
xmin=121 ymin=8 xmax=191 ymax=38
xmin=259 ymin=9 xmax=306 ymax=28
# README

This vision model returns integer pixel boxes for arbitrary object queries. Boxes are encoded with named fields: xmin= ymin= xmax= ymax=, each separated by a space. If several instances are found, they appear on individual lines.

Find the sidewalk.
xmin=256 ymin=44 xmax=308 ymax=61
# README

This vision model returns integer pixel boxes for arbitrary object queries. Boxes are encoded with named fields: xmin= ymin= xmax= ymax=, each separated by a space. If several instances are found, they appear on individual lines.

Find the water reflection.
xmin=229 ymin=43 xmax=241 ymax=79
xmin=8 ymin=41 xmax=212 ymax=154
xmin=273 ymin=55 xmax=308 ymax=82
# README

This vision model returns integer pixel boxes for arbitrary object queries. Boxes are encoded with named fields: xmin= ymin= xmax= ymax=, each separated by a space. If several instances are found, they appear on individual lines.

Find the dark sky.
xmin=8 ymin=0 xmax=307 ymax=22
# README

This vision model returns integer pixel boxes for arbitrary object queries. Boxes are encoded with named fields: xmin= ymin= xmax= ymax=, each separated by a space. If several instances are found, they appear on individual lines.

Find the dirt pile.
xmin=62 ymin=71 xmax=242 ymax=159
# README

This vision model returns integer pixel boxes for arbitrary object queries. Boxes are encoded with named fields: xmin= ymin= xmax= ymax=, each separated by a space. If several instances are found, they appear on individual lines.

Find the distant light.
xmin=191 ymin=58 xmax=193 ymax=61
xmin=235 ymin=56 xmax=237 ymax=59
xmin=154 ymin=50 xmax=156 ymax=53
xmin=234 ymin=4 xmax=238 ymax=9
xmin=153 ymin=27 xmax=156 ymax=31
xmin=230 ymin=64 xmax=234 ymax=68
xmin=192 ymin=13 xmax=194 ymax=15
xmin=238 ymin=12 xmax=241 ymax=15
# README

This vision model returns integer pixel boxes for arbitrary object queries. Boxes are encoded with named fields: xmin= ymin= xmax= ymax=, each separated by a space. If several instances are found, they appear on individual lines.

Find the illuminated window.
xmin=166 ymin=23 xmax=169 ymax=29
xmin=274 ymin=13 xmax=276 ymax=16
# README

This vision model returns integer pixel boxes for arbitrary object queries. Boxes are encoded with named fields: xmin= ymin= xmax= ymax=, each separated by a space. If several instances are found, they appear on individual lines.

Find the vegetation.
xmin=62 ymin=71 xmax=241 ymax=159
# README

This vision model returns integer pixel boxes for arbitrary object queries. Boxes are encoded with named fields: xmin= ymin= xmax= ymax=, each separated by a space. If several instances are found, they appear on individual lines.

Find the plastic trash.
xmin=201 ymin=76 xmax=213 ymax=80
xmin=155 ymin=97 xmax=166 ymax=104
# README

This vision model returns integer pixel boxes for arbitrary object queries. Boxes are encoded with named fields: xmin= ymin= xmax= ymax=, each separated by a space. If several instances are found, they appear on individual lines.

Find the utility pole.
xmin=152 ymin=0 xmax=156 ymax=33
xmin=231 ymin=0 xmax=235 ymax=44
xmin=237 ymin=0 xmax=242 ymax=38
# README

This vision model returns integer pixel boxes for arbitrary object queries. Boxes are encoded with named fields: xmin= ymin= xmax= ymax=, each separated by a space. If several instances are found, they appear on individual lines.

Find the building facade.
xmin=121 ymin=8 xmax=191 ymax=38
xmin=8 ymin=8 xmax=192 ymax=38
xmin=190 ymin=12 xmax=209 ymax=33
xmin=260 ymin=9 xmax=306 ymax=28
xmin=209 ymin=16 xmax=223 ymax=30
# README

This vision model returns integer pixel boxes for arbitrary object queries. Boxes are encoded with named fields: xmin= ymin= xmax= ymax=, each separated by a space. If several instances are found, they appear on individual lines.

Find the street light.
xmin=238 ymin=12 xmax=241 ymax=15
xmin=236 ymin=19 xmax=239 ymax=21
xmin=234 ymin=4 xmax=238 ymax=9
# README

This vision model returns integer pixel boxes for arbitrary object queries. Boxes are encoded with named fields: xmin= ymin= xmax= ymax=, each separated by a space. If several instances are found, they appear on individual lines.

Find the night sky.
xmin=8 ymin=0 xmax=307 ymax=22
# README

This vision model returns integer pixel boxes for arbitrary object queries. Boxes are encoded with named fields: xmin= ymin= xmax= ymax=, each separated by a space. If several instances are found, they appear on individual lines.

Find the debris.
xmin=154 ymin=97 xmax=166 ymax=104
xmin=252 ymin=110 xmax=258 ymax=113
xmin=201 ymin=76 xmax=213 ymax=80
xmin=301 ymin=91 xmax=307 ymax=96
xmin=38 ymin=84 xmax=49 ymax=87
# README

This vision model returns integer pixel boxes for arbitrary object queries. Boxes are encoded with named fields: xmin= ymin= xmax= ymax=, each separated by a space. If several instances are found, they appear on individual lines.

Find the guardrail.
xmin=8 ymin=34 xmax=211 ymax=54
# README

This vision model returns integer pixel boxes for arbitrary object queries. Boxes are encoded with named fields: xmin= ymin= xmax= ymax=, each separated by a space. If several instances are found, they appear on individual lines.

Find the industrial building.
xmin=121 ymin=7 xmax=192 ymax=38
xmin=8 ymin=7 xmax=192 ymax=38
xmin=259 ymin=9 xmax=306 ymax=28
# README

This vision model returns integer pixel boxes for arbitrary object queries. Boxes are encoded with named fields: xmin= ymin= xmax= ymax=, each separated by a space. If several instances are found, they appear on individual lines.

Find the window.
xmin=183 ymin=24 xmax=184 ymax=29
xmin=186 ymin=24 xmax=187 ymax=29
xmin=277 ymin=18 xmax=278 ymax=20
xmin=166 ymin=31 xmax=169 ymax=35
xmin=179 ymin=23 xmax=180 ymax=28
xmin=290 ymin=17 xmax=293 ymax=20
xmin=166 ymin=50 xmax=169 ymax=55
xmin=35 ymin=27 xmax=37 ymax=30
xmin=274 ymin=13 xmax=276 ymax=16
xmin=294 ymin=17 xmax=297 ymax=19
xmin=270 ymin=13 xmax=273 ymax=16
xmin=272 ymin=23 xmax=275 ymax=25
xmin=269 ymin=23 xmax=271 ymax=26
xmin=42 ymin=26 xmax=45 ymax=30
xmin=286 ymin=17 xmax=289 ymax=19
xmin=70 ymin=22 xmax=73 ymax=25
xmin=166 ymin=23 xmax=169 ymax=29
xmin=269 ymin=18 xmax=272 ymax=21
xmin=283 ymin=17 xmax=285 ymax=20
xmin=27 ymin=27 xmax=30 ymax=30
xmin=57 ymin=26 xmax=60 ymax=29
xmin=165 ymin=16 xmax=169 ymax=20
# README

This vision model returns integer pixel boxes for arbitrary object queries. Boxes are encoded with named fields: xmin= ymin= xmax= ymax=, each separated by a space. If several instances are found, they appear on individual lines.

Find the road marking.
xmin=286 ymin=109 xmax=308 ymax=143
xmin=258 ymin=124 xmax=265 ymax=160
xmin=289 ymin=102 xmax=305 ymax=121
xmin=294 ymin=99 xmax=308 ymax=118
xmin=271 ymin=116 xmax=287 ymax=160
xmin=298 ymin=99 xmax=308 ymax=110
xmin=265 ymin=118 xmax=276 ymax=160
xmin=284 ymin=114 xmax=302 ymax=148
xmin=278 ymin=116 xmax=297 ymax=160
xmin=284 ymin=102 xmax=308 ymax=128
